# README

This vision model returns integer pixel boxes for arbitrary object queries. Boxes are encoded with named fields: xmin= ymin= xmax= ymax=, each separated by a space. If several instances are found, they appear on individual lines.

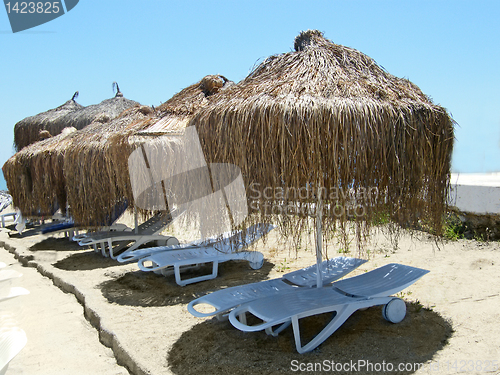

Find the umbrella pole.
xmin=315 ymin=189 xmax=323 ymax=288
xmin=134 ymin=206 xmax=138 ymax=234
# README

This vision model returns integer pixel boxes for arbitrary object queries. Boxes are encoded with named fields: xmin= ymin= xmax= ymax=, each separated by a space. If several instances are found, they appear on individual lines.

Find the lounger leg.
xmin=108 ymin=241 xmax=121 ymax=260
xmin=100 ymin=239 xmax=111 ymax=257
xmin=291 ymin=305 xmax=355 ymax=354
xmin=108 ymin=241 xmax=131 ymax=259
xmin=291 ymin=298 xmax=393 ymax=353
xmin=123 ymin=236 xmax=150 ymax=253
xmin=174 ymin=261 xmax=220 ymax=286
xmin=265 ymin=321 xmax=292 ymax=337
xmin=100 ymin=242 xmax=107 ymax=257
xmin=216 ymin=313 xmax=229 ymax=322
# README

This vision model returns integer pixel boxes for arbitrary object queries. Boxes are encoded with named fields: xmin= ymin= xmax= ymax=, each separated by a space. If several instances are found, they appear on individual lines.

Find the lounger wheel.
xmin=382 ymin=298 xmax=406 ymax=323
xmin=249 ymin=258 xmax=264 ymax=270
xmin=155 ymin=237 xmax=179 ymax=247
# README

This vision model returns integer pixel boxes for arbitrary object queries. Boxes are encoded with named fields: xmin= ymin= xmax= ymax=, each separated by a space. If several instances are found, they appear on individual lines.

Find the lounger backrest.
xmin=333 ymin=263 xmax=429 ymax=298
xmin=283 ymin=257 xmax=368 ymax=287
xmin=137 ymin=211 xmax=171 ymax=235
xmin=213 ymin=223 xmax=274 ymax=254
xmin=0 ymin=193 xmax=12 ymax=213
xmin=100 ymin=199 xmax=128 ymax=226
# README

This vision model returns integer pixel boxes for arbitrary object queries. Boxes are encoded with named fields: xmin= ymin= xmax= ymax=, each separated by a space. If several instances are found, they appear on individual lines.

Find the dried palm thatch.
xmin=192 ymin=30 xmax=455 ymax=251
xmin=13 ymin=92 xmax=83 ymax=151
xmin=3 ymin=127 xmax=77 ymax=216
xmin=56 ymin=83 xmax=139 ymax=131
xmin=3 ymin=86 xmax=140 ymax=218
xmin=63 ymin=75 xmax=232 ymax=226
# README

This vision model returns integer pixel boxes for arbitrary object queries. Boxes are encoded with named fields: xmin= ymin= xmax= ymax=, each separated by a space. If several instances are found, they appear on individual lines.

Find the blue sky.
xmin=1 ymin=0 xmax=499 ymax=191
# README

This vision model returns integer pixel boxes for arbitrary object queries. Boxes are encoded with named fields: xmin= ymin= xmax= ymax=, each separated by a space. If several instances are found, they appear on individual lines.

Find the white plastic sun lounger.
xmin=188 ymin=257 xmax=367 ymax=320
xmin=75 ymin=211 xmax=179 ymax=259
xmin=116 ymin=223 xmax=272 ymax=264
xmin=0 ymin=270 xmax=23 ymax=284
xmin=0 ymin=211 xmax=18 ymax=228
xmin=0 ymin=287 xmax=30 ymax=303
xmin=228 ymin=263 xmax=428 ymax=353
xmin=52 ymin=200 xmax=130 ymax=239
xmin=0 ymin=328 xmax=27 ymax=375
xmin=0 ymin=193 xmax=12 ymax=213
xmin=137 ymin=223 xmax=274 ymax=286
xmin=0 ymin=193 xmax=17 ymax=228
xmin=116 ymin=237 xmax=211 ymax=263
xmin=0 ymin=270 xmax=26 ymax=305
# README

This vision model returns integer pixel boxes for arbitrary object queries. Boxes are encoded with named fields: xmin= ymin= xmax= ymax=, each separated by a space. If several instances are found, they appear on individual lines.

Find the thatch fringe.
xmin=192 ymin=30 xmax=455 ymax=251
xmin=3 ymin=128 xmax=76 ymax=216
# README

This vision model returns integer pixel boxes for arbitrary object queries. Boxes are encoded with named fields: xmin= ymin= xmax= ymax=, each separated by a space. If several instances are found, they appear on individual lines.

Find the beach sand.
xmin=0 ymin=217 xmax=499 ymax=375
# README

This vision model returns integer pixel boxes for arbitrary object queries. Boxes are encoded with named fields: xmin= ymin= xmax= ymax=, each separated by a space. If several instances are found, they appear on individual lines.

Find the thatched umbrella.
xmin=13 ymin=92 xmax=83 ymax=151
xmin=192 ymin=30 xmax=455 ymax=283
xmin=63 ymin=75 xmax=232 ymax=226
xmin=3 ymin=84 xmax=140 ymax=218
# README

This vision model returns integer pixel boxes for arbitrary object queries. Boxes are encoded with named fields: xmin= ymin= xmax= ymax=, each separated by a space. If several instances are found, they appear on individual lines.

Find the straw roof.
xmin=13 ymin=92 xmax=83 ymax=151
xmin=56 ymin=84 xmax=139 ymax=131
xmin=3 ymin=86 xmax=140 ymax=218
xmin=63 ymin=75 xmax=232 ymax=226
xmin=13 ymin=85 xmax=139 ymax=152
xmin=192 ymin=30 xmax=455 ymax=244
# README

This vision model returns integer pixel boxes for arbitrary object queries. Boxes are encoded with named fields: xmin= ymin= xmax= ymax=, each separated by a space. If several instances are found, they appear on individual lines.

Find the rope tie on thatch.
xmin=39 ymin=130 xmax=52 ymax=140
xmin=200 ymin=75 xmax=229 ymax=97
xmin=294 ymin=29 xmax=325 ymax=52
xmin=113 ymin=81 xmax=123 ymax=97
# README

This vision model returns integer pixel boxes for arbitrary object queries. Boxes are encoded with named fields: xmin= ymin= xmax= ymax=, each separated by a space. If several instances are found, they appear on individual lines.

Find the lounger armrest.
xmin=72 ymin=233 xmax=87 ymax=241
xmin=187 ymin=299 xmax=222 ymax=318
xmin=137 ymin=257 xmax=163 ymax=272
xmin=77 ymin=237 xmax=94 ymax=246
xmin=228 ymin=305 xmax=287 ymax=332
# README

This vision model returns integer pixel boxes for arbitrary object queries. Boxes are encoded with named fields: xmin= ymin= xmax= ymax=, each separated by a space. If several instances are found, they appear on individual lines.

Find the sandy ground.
xmin=0 ymin=215 xmax=499 ymax=375
xmin=0 ymin=247 xmax=128 ymax=375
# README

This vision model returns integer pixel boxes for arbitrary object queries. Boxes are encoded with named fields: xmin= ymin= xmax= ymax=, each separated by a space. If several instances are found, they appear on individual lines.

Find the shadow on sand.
xmin=29 ymin=237 xmax=87 ymax=252
xmin=53 ymin=250 xmax=124 ymax=271
xmin=99 ymin=260 xmax=275 ymax=307
xmin=168 ymin=301 xmax=453 ymax=375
